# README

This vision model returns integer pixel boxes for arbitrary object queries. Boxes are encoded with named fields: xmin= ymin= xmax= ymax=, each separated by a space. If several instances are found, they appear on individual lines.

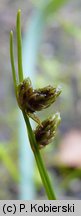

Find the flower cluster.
xmin=17 ymin=77 xmax=61 ymax=148
xmin=34 ymin=113 xmax=61 ymax=149
xmin=17 ymin=78 xmax=61 ymax=112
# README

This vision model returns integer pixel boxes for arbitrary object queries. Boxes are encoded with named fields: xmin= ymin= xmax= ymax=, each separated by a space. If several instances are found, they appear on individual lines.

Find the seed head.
xmin=34 ymin=112 xmax=61 ymax=149
xmin=17 ymin=78 xmax=61 ymax=114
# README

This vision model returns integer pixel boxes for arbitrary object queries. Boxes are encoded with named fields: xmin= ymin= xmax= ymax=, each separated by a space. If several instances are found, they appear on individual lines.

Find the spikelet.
xmin=17 ymin=78 xmax=61 ymax=113
xmin=34 ymin=113 xmax=61 ymax=149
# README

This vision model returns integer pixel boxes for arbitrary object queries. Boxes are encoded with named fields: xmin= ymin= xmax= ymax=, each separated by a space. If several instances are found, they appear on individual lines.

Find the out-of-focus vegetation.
xmin=0 ymin=0 xmax=81 ymax=199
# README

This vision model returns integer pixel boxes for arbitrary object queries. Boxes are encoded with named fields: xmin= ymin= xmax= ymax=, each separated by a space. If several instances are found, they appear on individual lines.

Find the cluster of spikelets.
xmin=17 ymin=77 xmax=61 ymax=149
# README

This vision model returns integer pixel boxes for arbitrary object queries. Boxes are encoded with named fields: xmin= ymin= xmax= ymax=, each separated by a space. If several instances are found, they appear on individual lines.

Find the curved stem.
xmin=23 ymin=111 xmax=56 ymax=200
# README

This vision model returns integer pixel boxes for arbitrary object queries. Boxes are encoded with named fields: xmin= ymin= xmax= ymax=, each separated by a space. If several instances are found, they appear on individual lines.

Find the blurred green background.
xmin=0 ymin=0 xmax=81 ymax=199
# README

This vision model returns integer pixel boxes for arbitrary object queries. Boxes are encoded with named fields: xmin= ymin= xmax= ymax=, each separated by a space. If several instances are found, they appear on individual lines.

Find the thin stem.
xmin=10 ymin=9 xmax=56 ymax=200
xmin=10 ymin=31 xmax=17 ymax=94
xmin=16 ymin=9 xmax=23 ymax=82
xmin=23 ymin=111 xmax=56 ymax=200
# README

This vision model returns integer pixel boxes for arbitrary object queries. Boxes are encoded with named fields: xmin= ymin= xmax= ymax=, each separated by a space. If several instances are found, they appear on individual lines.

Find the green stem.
xmin=16 ymin=9 xmax=23 ymax=82
xmin=23 ymin=111 xmax=56 ymax=200
xmin=10 ymin=31 xmax=17 ymax=94
xmin=11 ymin=9 xmax=56 ymax=199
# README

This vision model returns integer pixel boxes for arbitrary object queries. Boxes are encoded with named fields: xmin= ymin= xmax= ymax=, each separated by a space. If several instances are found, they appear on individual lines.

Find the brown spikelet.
xmin=34 ymin=113 xmax=61 ymax=149
xmin=17 ymin=78 xmax=61 ymax=114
